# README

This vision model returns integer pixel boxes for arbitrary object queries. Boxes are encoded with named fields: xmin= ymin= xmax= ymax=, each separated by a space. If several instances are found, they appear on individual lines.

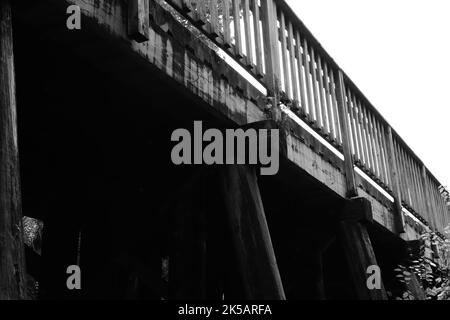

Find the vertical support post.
xmin=128 ymin=0 xmax=150 ymax=42
xmin=421 ymin=165 xmax=434 ymax=230
xmin=335 ymin=70 xmax=358 ymax=197
xmin=0 ymin=0 xmax=27 ymax=300
xmin=338 ymin=198 xmax=387 ymax=300
xmin=385 ymin=126 xmax=405 ymax=234
xmin=261 ymin=0 xmax=281 ymax=120
xmin=220 ymin=165 xmax=286 ymax=300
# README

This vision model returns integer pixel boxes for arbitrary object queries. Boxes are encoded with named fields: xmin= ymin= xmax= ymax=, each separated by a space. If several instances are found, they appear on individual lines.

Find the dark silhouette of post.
xmin=0 ymin=0 xmax=27 ymax=300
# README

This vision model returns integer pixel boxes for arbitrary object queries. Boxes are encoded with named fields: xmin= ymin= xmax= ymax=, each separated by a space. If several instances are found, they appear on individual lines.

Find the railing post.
xmin=261 ymin=0 xmax=281 ymax=118
xmin=0 ymin=0 xmax=27 ymax=299
xmin=421 ymin=165 xmax=435 ymax=231
xmin=128 ymin=0 xmax=150 ymax=42
xmin=385 ymin=127 xmax=405 ymax=234
xmin=335 ymin=70 xmax=358 ymax=197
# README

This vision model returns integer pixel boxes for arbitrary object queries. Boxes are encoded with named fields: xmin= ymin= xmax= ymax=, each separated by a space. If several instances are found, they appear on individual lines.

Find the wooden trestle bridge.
xmin=0 ymin=0 xmax=449 ymax=300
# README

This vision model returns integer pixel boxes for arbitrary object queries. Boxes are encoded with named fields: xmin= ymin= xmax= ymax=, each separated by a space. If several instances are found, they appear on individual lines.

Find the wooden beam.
xmin=128 ymin=0 xmax=150 ymax=42
xmin=219 ymin=165 xmax=286 ymax=299
xmin=0 ymin=0 xmax=27 ymax=300
xmin=338 ymin=198 xmax=387 ymax=300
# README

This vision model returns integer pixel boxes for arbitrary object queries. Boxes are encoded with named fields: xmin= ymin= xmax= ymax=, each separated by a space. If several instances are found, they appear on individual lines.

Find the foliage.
xmin=394 ymin=227 xmax=450 ymax=300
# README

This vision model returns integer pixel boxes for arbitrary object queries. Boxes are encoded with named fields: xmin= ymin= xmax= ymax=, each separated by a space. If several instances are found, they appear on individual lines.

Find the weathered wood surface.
xmin=220 ymin=165 xmax=286 ymax=299
xmin=338 ymin=198 xmax=388 ymax=300
xmin=0 ymin=0 xmax=27 ymax=300
xmin=128 ymin=0 xmax=150 ymax=42
xmin=54 ymin=0 xmax=424 ymax=238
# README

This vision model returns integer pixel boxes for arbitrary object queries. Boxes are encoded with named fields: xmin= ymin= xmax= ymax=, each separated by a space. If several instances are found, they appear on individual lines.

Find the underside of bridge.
xmin=2 ymin=0 xmax=417 ymax=300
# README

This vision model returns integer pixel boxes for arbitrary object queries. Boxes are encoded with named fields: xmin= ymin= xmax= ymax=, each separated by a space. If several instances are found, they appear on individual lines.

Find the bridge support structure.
xmin=338 ymin=198 xmax=388 ymax=300
xmin=0 ymin=0 xmax=27 ymax=300
xmin=220 ymin=164 xmax=286 ymax=300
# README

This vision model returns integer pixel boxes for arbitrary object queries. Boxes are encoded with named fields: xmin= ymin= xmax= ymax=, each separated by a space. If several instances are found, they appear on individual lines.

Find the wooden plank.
xmin=219 ymin=165 xmax=286 ymax=299
xmin=404 ymin=150 xmax=414 ymax=208
xmin=356 ymin=100 xmax=368 ymax=170
xmin=189 ymin=0 xmax=206 ymax=25
xmin=372 ymin=116 xmax=384 ymax=182
xmin=336 ymin=71 xmax=358 ymax=197
xmin=222 ymin=0 xmax=232 ymax=47
xmin=323 ymin=62 xmax=335 ymax=141
xmin=243 ymin=0 xmax=254 ymax=67
xmin=317 ymin=56 xmax=329 ymax=135
xmin=400 ymin=145 xmax=410 ymax=206
xmin=295 ymin=32 xmax=307 ymax=116
xmin=208 ymin=0 xmax=219 ymax=37
xmin=261 ymin=0 xmax=281 ymax=98
xmin=287 ymin=21 xmax=299 ymax=107
xmin=302 ymin=39 xmax=314 ymax=123
xmin=378 ymin=122 xmax=390 ymax=188
xmin=413 ymin=162 xmax=425 ymax=217
xmin=0 ymin=0 xmax=27 ymax=300
xmin=362 ymin=105 xmax=375 ymax=177
xmin=251 ymin=0 xmax=263 ymax=77
xmin=386 ymin=127 xmax=405 ymax=233
xmin=279 ymin=11 xmax=291 ymax=98
xmin=232 ymin=0 xmax=244 ymax=58
xmin=128 ymin=0 xmax=150 ymax=42
xmin=330 ymin=71 xmax=342 ymax=145
xmin=346 ymin=90 xmax=358 ymax=159
xmin=310 ymin=47 xmax=320 ymax=128
xmin=367 ymin=111 xmax=381 ymax=179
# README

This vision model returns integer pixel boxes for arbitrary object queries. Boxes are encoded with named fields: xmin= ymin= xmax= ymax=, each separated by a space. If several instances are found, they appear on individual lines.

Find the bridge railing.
xmin=164 ymin=0 xmax=449 ymax=236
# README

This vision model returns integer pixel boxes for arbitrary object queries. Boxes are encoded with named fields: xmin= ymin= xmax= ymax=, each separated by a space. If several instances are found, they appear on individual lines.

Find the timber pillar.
xmin=0 ymin=0 xmax=27 ymax=300
xmin=220 ymin=165 xmax=286 ymax=300
xmin=338 ymin=197 xmax=387 ymax=300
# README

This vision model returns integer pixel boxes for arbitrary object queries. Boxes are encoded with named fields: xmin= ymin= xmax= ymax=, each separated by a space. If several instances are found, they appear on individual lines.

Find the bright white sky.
xmin=285 ymin=0 xmax=450 ymax=188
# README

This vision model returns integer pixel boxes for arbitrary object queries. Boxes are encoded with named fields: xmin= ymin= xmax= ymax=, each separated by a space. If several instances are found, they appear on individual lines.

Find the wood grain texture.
xmin=220 ymin=165 xmax=286 ymax=299
xmin=338 ymin=201 xmax=388 ymax=300
xmin=0 ymin=0 xmax=27 ymax=300
xmin=128 ymin=0 xmax=150 ymax=42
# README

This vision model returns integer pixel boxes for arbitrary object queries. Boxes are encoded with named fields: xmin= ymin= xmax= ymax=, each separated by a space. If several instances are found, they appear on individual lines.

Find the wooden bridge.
xmin=1 ymin=0 xmax=449 ymax=300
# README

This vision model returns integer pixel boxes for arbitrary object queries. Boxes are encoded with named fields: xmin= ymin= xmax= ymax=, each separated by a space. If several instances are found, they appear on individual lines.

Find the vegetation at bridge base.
xmin=393 ymin=184 xmax=450 ymax=300
xmin=392 ymin=228 xmax=450 ymax=300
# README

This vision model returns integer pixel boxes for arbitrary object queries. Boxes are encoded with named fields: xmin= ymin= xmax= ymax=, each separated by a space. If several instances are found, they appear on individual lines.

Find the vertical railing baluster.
xmin=346 ymin=90 xmax=358 ymax=160
xmin=336 ymin=71 xmax=358 ymax=197
xmin=368 ymin=112 xmax=380 ymax=179
xmin=279 ymin=12 xmax=291 ymax=98
xmin=323 ymin=63 xmax=336 ymax=142
xmin=223 ymin=0 xmax=232 ymax=48
xmin=362 ymin=105 xmax=374 ymax=175
xmin=386 ymin=127 xmax=405 ymax=234
xmin=318 ymin=56 xmax=329 ymax=136
xmin=233 ymin=0 xmax=244 ymax=58
xmin=351 ymin=94 xmax=364 ymax=165
xmin=209 ymin=0 xmax=219 ymax=37
xmin=252 ymin=0 xmax=264 ymax=77
xmin=303 ymin=39 xmax=314 ymax=124
xmin=357 ymin=100 xmax=369 ymax=171
xmin=288 ymin=21 xmax=299 ymax=108
xmin=243 ymin=0 xmax=253 ymax=67
xmin=330 ymin=71 xmax=342 ymax=145
xmin=378 ymin=123 xmax=390 ymax=188
xmin=310 ymin=47 xmax=320 ymax=128
xmin=261 ymin=0 xmax=281 ymax=102
xmin=295 ymin=32 xmax=307 ymax=117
